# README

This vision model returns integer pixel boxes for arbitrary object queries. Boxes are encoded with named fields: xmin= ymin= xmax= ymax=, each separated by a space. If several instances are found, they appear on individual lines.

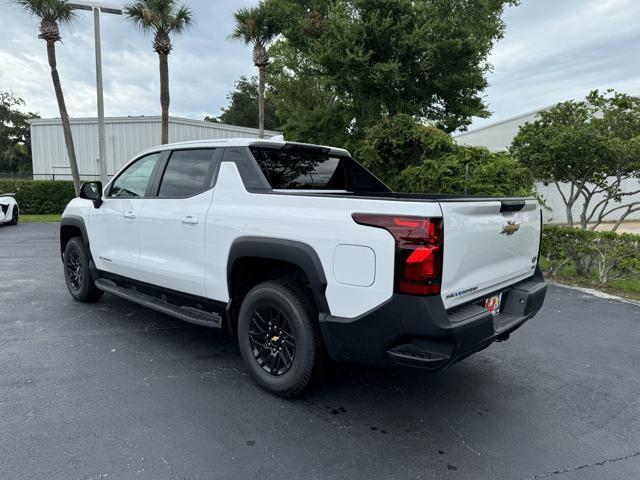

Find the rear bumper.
xmin=319 ymin=268 xmax=547 ymax=370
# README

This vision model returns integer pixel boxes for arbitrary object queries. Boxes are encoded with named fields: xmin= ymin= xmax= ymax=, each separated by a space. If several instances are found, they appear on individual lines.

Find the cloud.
xmin=1 ymin=0 xmax=638 ymax=132
xmin=472 ymin=0 xmax=640 ymax=129
xmin=0 ymin=0 xmax=258 ymax=119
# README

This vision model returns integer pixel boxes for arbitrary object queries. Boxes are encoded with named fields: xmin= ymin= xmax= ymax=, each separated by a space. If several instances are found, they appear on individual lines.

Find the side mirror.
xmin=80 ymin=181 xmax=103 ymax=208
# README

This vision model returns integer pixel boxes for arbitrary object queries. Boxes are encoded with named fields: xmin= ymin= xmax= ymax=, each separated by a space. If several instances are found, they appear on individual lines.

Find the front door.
xmin=90 ymin=152 xmax=162 ymax=279
xmin=137 ymin=149 xmax=218 ymax=297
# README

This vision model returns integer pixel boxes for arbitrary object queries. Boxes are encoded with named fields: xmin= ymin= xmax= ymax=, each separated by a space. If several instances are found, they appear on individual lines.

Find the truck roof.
xmin=137 ymin=138 xmax=351 ymax=158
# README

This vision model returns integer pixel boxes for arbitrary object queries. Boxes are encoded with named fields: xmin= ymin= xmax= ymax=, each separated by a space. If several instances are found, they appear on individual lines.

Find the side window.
xmin=109 ymin=153 xmax=161 ymax=198
xmin=158 ymin=149 xmax=216 ymax=198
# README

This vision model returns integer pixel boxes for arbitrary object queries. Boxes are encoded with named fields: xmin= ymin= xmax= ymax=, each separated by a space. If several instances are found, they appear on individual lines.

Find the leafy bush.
xmin=0 ymin=180 xmax=75 ymax=214
xmin=541 ymin=225 xmax=640 ymax=286
xmin=398 ymin=147 xmax=534 ymax=196
xmin=357 ymin=114 xmax=455 ymax=185
xmin=357 ymin=114 xmax=534 ymax=196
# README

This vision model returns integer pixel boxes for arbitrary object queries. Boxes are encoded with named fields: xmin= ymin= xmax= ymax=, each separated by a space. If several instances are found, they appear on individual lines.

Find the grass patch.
xmin=608 ymin=277 xmax=640 ymax=297
xmin=550 ymin=275 xmax=640 ymax=301
xmin=540 ymin=256 xmax=640 ymax=301
xmin=20 ymin=214 xmax=61 ymax=223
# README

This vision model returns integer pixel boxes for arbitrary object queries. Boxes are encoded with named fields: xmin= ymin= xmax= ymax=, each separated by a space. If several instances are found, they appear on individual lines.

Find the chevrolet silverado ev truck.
xmin=60 ymin=139 xmax=547 ymax=397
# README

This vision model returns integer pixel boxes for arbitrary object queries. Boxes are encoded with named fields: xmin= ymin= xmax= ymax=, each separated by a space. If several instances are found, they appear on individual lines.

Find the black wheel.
xmin=237 ymin=280 xmax=328 ymax=397
xmin=9 ymin=206 xmax=18 ymax=225
xmin=63 ymin=237 xmax=103 ymax=302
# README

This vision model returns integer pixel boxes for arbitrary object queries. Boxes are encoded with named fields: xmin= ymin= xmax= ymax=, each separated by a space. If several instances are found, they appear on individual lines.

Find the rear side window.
xmin=158 ymin=149 xmax=216 ymax=198
xmin=249 ymin=147 xmax=390 ymax=192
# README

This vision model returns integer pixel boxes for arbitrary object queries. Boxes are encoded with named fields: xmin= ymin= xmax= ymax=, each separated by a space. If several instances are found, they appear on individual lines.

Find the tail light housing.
xmin=352 ymin=214 xmax=443 ymax=296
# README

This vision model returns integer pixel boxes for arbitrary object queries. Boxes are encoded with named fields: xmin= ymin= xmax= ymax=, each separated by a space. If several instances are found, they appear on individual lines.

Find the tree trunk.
xmin=565 ymin=203 xmax=574 ymax=228
xmin=47 ymin=40 xmax=81 ymax=195
xmin=159 ymin=53 xmax=170 ymax=144
xmin=612 ymin=205 xmax=640 ymax=232
xmin=575 ymin=256 xmax=592 ymax=277
xmin=258 ymin=65 xmax=266 ymax=139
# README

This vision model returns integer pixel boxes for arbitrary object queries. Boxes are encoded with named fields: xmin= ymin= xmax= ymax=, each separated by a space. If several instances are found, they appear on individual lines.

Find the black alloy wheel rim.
xmin=12 ymin=208 xmax=17 ymax=222
xmin=66 ymin=249 xmax=83 ymax=291
xmin=248 ymin=305 xmax=296 ymax=376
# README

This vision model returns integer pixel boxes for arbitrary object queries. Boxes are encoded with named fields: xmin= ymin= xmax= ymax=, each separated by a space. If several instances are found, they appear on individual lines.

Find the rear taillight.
xmin=352 ymin=214 xmax=443 ymax=296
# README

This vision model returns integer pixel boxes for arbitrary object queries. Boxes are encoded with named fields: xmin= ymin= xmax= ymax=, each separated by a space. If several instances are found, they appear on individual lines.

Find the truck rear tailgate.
xmin=439 ymin=199 xmax=541 ymax=309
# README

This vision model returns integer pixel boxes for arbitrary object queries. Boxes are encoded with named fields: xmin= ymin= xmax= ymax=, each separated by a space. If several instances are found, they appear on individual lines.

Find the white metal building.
xmin=455 ymin=108 xmax=545 ymax=152
xmin=30 ymin=116 xmax=281 ymax=180
xmin=455 ymin=110 xmax=640 ymax=224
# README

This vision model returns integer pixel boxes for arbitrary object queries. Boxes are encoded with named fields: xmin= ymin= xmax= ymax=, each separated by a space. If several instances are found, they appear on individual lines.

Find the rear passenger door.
xmin=136 ymin=149 xmax=220 ymax=297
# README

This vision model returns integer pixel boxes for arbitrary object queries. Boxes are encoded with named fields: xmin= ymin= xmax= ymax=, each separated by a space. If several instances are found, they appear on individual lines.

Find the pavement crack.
xmin=521 ymin=451 xmax=640 ymax=479
xmin=160 ymin=456 xmax=188 ymax=480
xmin=440 ymin=414 xmax=483 ymax=458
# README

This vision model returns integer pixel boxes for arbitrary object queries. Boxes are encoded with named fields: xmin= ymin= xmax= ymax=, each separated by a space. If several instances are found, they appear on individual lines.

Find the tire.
xmin=63 ymin=237 xmax=103 ymax=302
xmin=237 ymin=279 xmax=328 ymax=397
xmin=9 ymin=206 xmax=18 ymax=225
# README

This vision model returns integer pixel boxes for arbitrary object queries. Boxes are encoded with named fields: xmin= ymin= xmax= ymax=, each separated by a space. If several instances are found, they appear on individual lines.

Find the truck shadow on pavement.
xmin=96 ymin=291 xmax=502 ymax=407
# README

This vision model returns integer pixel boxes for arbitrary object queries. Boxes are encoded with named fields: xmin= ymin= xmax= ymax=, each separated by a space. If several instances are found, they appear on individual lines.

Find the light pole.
xmin=69 ymin=1 xmax=122 ymax=186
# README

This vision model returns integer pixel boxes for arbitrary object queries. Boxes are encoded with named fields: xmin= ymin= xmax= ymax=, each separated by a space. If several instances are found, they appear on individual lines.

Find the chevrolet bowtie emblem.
xmin=501 ymin=221 xmax=520 ymax=235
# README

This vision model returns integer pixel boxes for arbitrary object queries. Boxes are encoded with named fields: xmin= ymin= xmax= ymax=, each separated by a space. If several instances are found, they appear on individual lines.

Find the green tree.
xmin=511 ymin=89 xmax=640 ymax=231
xmin=358 ymin=114 xmax=532 ymax=196
xmin=125 ymin=0 xmax=193 ymax=145
xmin=230 ymin=2 xmax=277 ymax=139
xmin=268 ymin=42 xmax=354 ymax=146
xmin=205 ymin=76 xmax=280 ymax=131
xmin=14 ymin=0 xmax=81 ymax=194
xmin=265 ymin=0 xmax=517 ymax=144
xmin=0 ymin=92 xmax=39 ymax=175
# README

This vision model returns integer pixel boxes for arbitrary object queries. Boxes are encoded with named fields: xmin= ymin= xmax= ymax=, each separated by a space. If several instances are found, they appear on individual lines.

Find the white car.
xmin=60 ymin=138 xmax=547 ymax=396
xmin=0 ymin=193 xmax=19 ymax=225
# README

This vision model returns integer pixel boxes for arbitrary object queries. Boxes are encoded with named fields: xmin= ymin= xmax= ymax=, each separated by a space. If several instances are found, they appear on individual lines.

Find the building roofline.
xmin=28 ymin=115 xmax=281 ymax=136
xmin=454 ymin=104 xmax=556 ymax=137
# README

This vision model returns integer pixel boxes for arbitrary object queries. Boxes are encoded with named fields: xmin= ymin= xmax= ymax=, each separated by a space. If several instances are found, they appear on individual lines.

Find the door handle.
xmin=123 ymin=211 xmax=136 ymax=219
xmin=181 ymin=215 xmax=199 ymax=225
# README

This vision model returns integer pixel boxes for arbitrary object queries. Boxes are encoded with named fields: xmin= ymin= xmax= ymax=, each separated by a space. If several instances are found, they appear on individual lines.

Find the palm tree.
xmin=15 ymin=0 xmax=81 ymax=195
xmin=124 ymin=0 xmax=193 ymax=144
xmin=230 ymin=3 xmax=277 ymax=139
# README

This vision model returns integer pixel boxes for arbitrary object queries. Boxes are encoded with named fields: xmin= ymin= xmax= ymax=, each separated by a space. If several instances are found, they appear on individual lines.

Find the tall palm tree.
xmin=16 ymin=0 xmax=81 ymax=195
xmin=124 ymin=0 xmax=193 ymax=144
xmin=231 ymin=3 xmax=277 ymax=139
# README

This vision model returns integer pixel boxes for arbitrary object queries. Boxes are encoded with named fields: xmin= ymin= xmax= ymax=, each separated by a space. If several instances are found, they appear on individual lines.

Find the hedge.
xmin=0 ymin=180 xmax=76 ymax=215
xmin=541 ymin=225 xmax=640 ymax=286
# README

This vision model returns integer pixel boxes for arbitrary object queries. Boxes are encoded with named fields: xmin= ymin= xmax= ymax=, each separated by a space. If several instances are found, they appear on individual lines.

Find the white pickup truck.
xmin=60 ymin=138 xmax=547 ymax=397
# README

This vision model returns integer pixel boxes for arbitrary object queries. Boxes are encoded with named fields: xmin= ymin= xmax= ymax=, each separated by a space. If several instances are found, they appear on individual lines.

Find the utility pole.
xmin=70 ymin=1 xmax=122 ymax=186
xmin=94 ymin=7 xmax=108 ymax=185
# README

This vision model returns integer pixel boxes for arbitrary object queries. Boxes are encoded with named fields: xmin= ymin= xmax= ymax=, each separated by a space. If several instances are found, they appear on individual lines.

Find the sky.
xmin=0 ymin=0 xmax=639 ymax=131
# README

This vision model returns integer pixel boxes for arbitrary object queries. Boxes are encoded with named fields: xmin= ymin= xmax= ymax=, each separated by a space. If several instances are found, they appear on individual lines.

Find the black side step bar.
xmin=95 ymin=279 xmax=223 ymax=328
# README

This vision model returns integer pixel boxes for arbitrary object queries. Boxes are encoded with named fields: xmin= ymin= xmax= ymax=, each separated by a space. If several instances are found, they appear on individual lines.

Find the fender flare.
xmin=227 ymin=236 xmax=330 ymax=314
xmin=59 ymin=215 xmax=91 ymax=260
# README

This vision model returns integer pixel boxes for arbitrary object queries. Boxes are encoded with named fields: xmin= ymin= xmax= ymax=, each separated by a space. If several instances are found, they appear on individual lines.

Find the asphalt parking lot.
xmin=2 ymin=223 xmax=640 ymax=480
